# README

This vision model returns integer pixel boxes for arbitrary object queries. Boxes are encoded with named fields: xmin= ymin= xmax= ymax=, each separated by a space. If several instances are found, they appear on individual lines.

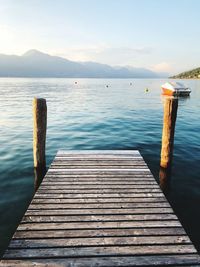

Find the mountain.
xmin=0 ymin=50 xmax=168 ymax=78
xmin=171 ymin=67 xmax=200 ymax=79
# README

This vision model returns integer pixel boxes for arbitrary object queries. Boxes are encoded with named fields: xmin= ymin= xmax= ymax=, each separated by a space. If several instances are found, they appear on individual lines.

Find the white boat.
xmin=161 ymin=82 xmax=191 ymax=96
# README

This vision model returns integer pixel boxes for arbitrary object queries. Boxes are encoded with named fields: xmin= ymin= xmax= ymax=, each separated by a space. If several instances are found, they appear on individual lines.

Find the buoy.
xmin=106 ymin=85 xmax=109 ymax=88
xmin=75 ymin=81 xmax=77 ymax=84
xmin=145 ymin=88 xmax=149 ymax=92
xmin=130 ymin=82 xmax=132 ymax=85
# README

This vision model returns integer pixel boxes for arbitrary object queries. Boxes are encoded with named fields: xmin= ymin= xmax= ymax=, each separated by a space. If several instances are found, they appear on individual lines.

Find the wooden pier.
xmin=1 ymin=150 xmax=200 ymax=266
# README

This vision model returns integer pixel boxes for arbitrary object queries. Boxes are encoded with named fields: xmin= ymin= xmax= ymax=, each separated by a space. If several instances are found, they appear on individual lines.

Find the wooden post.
xmin=33 ymin=98 xmax=47 ymax=168
xmin=34 ymin=166 xmax=47 ymax=191
xmin=159 ymin=97 xmax=178 ymax=193
xmin=159 ymin=166 xmax=171 ymax=193
xmin=160 ymin=97 xmax=178 ymax=169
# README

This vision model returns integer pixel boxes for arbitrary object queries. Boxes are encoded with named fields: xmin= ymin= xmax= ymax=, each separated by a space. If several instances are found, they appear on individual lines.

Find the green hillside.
xmin=171 ymin=67 xmax=200 ymax=79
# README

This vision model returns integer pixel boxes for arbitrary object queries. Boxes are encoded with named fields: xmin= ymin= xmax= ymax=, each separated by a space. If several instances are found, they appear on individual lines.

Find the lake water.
xmin=0 ymin=78 xmax=200 ymax=256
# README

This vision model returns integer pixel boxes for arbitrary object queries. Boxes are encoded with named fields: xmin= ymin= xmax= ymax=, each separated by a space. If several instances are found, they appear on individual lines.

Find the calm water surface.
xmin=0 ymin=78 xmax=200 ymax=256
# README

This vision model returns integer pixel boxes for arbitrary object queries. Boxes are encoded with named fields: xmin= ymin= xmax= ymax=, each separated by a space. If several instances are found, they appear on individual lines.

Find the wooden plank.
xmin=33 ymin=193 xmax=164 ymax=199
xmin=52 ymin=159 xmax=146 ymax=163
xmin=17 ymin=221 xmax=182 ymax=231
xmin=45 ymin=175 xmax=154 ymax=181
xmin=24 ymin=207 xmax=175 ymax=216
xmin=44 ymin=175 xmax=154 ymax=179
xmin=57 ymin=150 xmax=140 ymax=155
xmin=44 ymin=176 xmax=154 ymax=179
xmin=13 ymin=227 xmax=186 ymax=239
xmin=42 ymin=181 xmax=157 ymax=185
xmin=55 ymin=157 xmax=143 ymax=161
xmin=23 ymin=210 xmax=177 ymax=218
xmin=40 ymin=182 xmax=158 ymax=186
xmin=1 ymin=255 xmax=200 ymax=267
xmin=3 ymin=245 xmax=196 ymax=259
xmin=35 ymin=191 xmax=163 ymax=196
xmin=50 ymin=166 xmax=149 ymax=170
xmin=28 ymin=202 xmax=171 ymax=209
xmin=42 ymin=180 xmax=157 ymax=184
xmin=37 ymin=189 xmax=161 ymax=194
xmin=55 ymin=156 xmax=143 ymax=160
xmin=45 ymin=173 xmax=153 ymax=177
xmin=51 ymin=161 xmax=147 ymax=166
xmin=39 ymin=184 xmax=160 ymax=189
xmin=9 ymin=235 xmax=191 ymax=249
xmin=43 ymin=177 xmax=156 ymax=182
xmin=31 ymin=197 xmax=167 ymax=203
xmin=37 ymin=188 xmax=162 ymax=194
xmin=42 ymin=181 xmax=158 ymax=185
xmin=44 ymin=182 xmax=157 ymax=186
xmin=48 ymin=168 xmax=150 ymax=172
xmin=21 ymin=214 xmax=178 ymax=223
xmin=51 ymin=166 xmax=149 ymax=170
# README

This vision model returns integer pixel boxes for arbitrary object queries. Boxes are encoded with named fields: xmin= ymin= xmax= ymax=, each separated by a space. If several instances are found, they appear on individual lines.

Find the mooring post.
xmin=34 ymin=166 xmax=47 ymax=191
xmin=159 ymin=97 xmax=178 ymax=191
xmin=33 ymin=98 xmax=47 ymax=169
xmin=160 ymin=97 xmax=178 ymax=168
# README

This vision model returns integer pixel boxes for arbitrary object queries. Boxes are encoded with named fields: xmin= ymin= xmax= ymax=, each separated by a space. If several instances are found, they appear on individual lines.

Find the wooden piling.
xmin=159 ymin=166 xmax=171 ymax=193
xmin=34 ymin=166 xmax=47 ymax=191
xmin=33 ymin=98 xmax=47 ymax=169
xmin=160 ymin=97 xmax=178 ymax=169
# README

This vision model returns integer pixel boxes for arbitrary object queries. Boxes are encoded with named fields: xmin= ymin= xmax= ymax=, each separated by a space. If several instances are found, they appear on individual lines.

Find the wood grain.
xmin=2 ymin=150 xmax=199 ymax=266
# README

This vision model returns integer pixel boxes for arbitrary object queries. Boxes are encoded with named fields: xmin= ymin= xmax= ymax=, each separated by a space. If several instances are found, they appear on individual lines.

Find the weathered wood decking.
xmin=1 ymin=150 xmax=200 ymax=266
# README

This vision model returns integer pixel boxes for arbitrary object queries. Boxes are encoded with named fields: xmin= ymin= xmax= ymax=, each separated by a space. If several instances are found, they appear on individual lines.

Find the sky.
xmin=0 ymin=0 xmax=200 ymax=75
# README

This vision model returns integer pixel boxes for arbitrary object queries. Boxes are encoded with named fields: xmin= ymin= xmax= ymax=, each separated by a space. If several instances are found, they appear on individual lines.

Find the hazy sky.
xmin=0 ymin=0 xmax=200 ymax=74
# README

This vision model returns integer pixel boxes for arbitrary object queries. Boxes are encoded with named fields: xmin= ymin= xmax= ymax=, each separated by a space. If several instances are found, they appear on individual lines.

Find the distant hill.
xmin=0 ymin=49 xmax=168 ymax=78
xmin=171 ymin=67 xmax=200 ymax=79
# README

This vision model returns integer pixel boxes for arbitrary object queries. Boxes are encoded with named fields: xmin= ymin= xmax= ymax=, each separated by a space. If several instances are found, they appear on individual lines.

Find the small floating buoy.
xmin=106 ymin=85 xmax=109 ymax=88
xmin=75 ymin=81 xmax=78 ymax=84
xmin=130 ymin=82 xmax=132 ymax=86
xmin=145 ymin=88 xmax=149 ymax=92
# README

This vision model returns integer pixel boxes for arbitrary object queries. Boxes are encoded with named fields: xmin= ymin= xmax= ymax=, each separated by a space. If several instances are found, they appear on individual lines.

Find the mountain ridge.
xmin=0 ymin=49 xmax=168 ymax=78
xmin=171 ymin=67 xmax=200 ymax=79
